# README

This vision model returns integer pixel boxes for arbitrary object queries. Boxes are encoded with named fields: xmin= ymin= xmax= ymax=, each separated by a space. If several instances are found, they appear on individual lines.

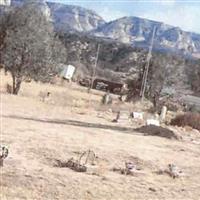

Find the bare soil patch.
xmin=1 ymin=73 xmax=200 ymax=200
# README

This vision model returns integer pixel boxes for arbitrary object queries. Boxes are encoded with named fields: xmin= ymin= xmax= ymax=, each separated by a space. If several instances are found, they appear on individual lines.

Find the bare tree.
xmin=0 ymin=0 xmax=66 ymax=94
xmin=125 ymin=52 xmax=147 ymax=102
xmin=186 ymin=59 xmax=200 ymax=95
xmin=125 ymin=52 xmax=168 ymax=106
xmin=147 ymin=54 xmax=168 ymax=108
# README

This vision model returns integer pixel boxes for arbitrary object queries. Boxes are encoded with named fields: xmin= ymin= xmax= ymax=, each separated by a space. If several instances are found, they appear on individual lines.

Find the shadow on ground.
xmin=3 ymin=115 xmax=141 ymax=135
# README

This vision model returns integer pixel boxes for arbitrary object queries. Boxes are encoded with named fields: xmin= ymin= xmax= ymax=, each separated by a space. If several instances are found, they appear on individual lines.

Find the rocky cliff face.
xmin=7 ymin=1 xmax=200 ymax=59
xmin=91 ymin=17 xmax=200 ymax=58
xmin=10 ymin=0 xmax=105 ymax=32
xmin=11 ymin=0 xmax=51 ymax=20
xmin=47 ymin=2 xmax=105 ymax=32
xmin=0 ymin=0 xmax=11 ymax=15
xmin=0 ymin=0 xmax=11 ymax=6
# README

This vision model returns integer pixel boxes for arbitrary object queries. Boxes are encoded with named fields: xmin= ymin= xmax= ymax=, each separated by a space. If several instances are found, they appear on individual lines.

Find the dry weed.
xmin=171 ymin=113 xmax=200 ymax=131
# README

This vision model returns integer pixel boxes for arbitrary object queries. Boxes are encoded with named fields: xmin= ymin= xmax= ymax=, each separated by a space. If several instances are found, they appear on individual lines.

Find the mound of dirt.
xmin=135 ymin=125 xmax=179 ymax=140
xmin=171 ymin=113 xmax=200 ymax=131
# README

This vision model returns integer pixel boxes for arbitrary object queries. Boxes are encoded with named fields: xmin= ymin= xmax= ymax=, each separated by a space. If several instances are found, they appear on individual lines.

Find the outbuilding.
xmin=60 ymin=64 xmax=76 ymax=81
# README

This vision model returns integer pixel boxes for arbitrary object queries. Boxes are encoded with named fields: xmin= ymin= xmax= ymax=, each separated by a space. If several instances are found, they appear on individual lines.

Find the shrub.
xmin=170 ymin=113 xmax=200 ymax=131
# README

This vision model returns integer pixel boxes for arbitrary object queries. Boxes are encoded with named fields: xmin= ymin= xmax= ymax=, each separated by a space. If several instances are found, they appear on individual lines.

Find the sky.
xmin=47 ymin=0 xmax=200 ymax=33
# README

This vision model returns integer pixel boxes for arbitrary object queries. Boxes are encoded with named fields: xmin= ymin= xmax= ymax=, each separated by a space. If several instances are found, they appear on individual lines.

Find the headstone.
xmin=117 ymin=111 xmax=130 ymax=123
xmin=146 ymin=119 xmax=160 ymax=126
xmin=160 ymin=106 xmax=167 ymax=122
xmin=132 ymin=112 xmax=143 ymax=120
xmin=102 ymin=92 xmax=112 ymax=105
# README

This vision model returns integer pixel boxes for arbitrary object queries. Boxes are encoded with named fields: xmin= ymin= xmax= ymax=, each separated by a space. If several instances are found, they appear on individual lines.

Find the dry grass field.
xmin=1 ymin=72 xmax=200 ymax=200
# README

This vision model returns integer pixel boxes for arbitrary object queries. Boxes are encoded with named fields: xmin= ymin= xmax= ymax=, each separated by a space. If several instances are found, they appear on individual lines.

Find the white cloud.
xmin=140 ymin=5 xmax=200 ymax=33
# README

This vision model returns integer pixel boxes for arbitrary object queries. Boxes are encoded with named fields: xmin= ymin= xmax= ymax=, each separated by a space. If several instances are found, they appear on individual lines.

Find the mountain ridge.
xmin=91 ymin=16 xmax=200 ymax=59
xmin=1 ymin=0 xmax=200 ymax=58
xmin=47 ymin=2 xmax=105 ymax=32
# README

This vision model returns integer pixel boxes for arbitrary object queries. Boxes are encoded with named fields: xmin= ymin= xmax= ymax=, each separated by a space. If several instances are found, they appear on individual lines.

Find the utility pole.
xmin=140 ymin=26 xmax=156 ymax=101
xmin=88 ymin=44 xmax=100 ymax=93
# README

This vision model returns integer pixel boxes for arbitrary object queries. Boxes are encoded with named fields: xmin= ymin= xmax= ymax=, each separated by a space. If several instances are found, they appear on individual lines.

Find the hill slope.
xmin=47 ymin=2 xmax=105 ymax=32
xmin=10 ymin=0 xmax=105 ymax=32
xmin=91 ymin=16 xmax=200 ymax=58
xmin=6 ymin=1 xmax=200 ymax=58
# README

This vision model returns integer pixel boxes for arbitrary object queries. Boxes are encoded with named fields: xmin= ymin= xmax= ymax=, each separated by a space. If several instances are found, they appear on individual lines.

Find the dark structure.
xmin=93 ymin=78 xmax=123 ymax=94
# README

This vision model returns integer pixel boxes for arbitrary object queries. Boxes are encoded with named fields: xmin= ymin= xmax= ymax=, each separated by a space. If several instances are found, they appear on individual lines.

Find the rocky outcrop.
xmin=8 ymin=1 xmax=200 ymax=59
xmin=47 ymin=2 xmax=105 ymax=32
xmin=11 ymin=0 xmax=105 ymax=32
xmin=0 ymin=0 xmax=11 ymax=6
xmin=91 ymin=16 xmax=200 ymax=58
xmin=11 ymin=0 xmax=51 ymax=20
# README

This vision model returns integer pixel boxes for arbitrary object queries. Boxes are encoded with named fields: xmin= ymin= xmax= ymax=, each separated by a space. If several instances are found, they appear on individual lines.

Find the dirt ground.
xmin=1 ymin=73 xmax=200 ymax=200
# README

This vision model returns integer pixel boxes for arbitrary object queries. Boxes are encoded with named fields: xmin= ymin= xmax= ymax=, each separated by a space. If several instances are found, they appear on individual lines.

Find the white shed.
xmin=60 ymin=65 xmax=76 ymax=80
